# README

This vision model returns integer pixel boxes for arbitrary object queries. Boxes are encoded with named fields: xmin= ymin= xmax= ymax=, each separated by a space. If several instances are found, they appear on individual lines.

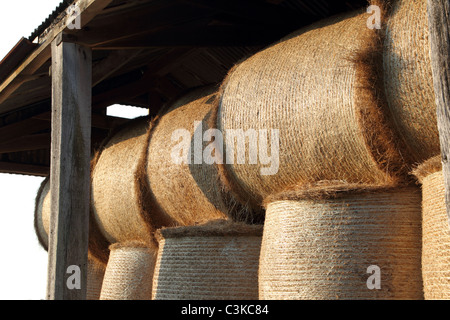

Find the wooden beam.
xmin=0 ymin=133 xmax=50 ymax=154
xmin=0 ymin=117 xmax=49 ymax=142
xmin=427 ymin=0 xmax=450 ymax=227
xmin=92 ymin=49 xmax=144 ymax=86
xmin=0 ymin=161 xmax=49 ymax=176
xmin=92 ymin=49 xmax=193 ymax=108
xmin=0 ymin=0 xmax=112 ymax=107
xmin=94 ymin=24 xmax=290 ymax=48
xmin=74 ymin=3 xmax=216 ymax=47
xmin=181 ymin=0 xmax=310 ymax=28
xmin=33 ymin=111 xmax=129 ymax=130
xmin=47 ymin=38 xmax=92 ymax=300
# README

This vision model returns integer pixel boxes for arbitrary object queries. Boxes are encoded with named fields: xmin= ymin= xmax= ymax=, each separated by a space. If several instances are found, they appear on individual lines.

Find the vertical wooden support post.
xmin=428 ymin=1 xmax=450 ymax=227
xmin=47 ymin=34 xmax=92 ymax=300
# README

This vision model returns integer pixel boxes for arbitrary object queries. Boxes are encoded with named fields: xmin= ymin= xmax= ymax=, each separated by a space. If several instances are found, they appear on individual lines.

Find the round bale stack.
xmin=91 ymin=116 xmax=153 ymax=247
xmin=140 ymin=86 xmax=241 ymax=229
xmin=99 ymin=241 xmax=156 ymax=300
xmin=212 ymin=0 xmax=439 ymax=214
xmin=152 ymin=220 xmax=262 ymax=300
xmin=259 ymin=182 xmax=423 ymax=300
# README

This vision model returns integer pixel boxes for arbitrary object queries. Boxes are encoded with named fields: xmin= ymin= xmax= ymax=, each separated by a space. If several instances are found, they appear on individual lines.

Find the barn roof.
xmin=0 ymin=0 xmax=368 ymax=176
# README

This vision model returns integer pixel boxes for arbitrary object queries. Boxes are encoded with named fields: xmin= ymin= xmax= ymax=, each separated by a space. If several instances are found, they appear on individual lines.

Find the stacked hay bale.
xmin=100 ymin=241 xmax=156 ymax=300
xmin=93 ymin=87 xmax=251 ymax=299
xmin=209 ymin=0 xmax=436 ymax=299
xmin=91 ymin=116 xmax=153 ymax=248
xmin=34 ymin=177 xmax=106 ymax=300
xmin=90 ymin=116 xmax=156 ymax=300
xmin=382 ymin=0 xmax=440 ymax=164
xmin=152 ymin=220 xmax=262 ymax=300
xmin=213 ymin=0 xmax=438 ymax=210
xmin=35 ymin=0 xmax=443 ymax=301
xmin=259 ymin=182 xmax=423 ymax=300
xmin=413 ymin=156 xmax=450 ymax=300
xmin=139 ymin=86 xmax=232 ymax=232
xmin=214 ymin=9 xmax=405 ymax=212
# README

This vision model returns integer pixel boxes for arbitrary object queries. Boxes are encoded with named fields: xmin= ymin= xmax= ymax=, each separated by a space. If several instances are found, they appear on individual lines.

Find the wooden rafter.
xmin=0 ymin=0 xmax=113 ymax=107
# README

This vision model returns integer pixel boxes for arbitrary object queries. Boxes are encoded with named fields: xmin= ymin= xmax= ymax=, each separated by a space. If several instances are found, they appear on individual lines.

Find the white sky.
xmin=0 ymin=1 xmax=147 ymax=300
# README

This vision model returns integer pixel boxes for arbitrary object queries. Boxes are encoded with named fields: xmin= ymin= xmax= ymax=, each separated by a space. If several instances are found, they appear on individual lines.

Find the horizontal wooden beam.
xmin=181 ymin=0 xmax=310 ymax=28
xmin=93 ymin=48 xmax=193 ymax=108
xmin=94 ymin=24 xmax=291 ymax=49
xmin=92 ymin=49 xmax=144 ymax=86
xmin=74 ymin=3 xmax=216 ymax=47
xmin=0 ymin=133 xmax=50 ymax=154
xmin=0 ymin=117 xmax=49 ymax=142
xmin=0 ymin=161 xmax=49 ymax=176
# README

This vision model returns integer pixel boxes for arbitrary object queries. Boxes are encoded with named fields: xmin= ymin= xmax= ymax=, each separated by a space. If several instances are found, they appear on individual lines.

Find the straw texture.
xmin=143 ymin=87 xmax=229 ymax=230
xmin=100 ymin=241 xmax=156 ymax=300
xmin=86 ymin=255 xmax=106 ymax=300
xmin=91 ymin=117 xmax=153 ymax=246
xmin=216 ymin=10 xmax=404 ymax=208
xmin=413 ymin=157 xmax=450 ymax=300
xmin=383 ymin=0 xmax=439 ymax=163
xmin=259 ymin=185 xmax=423 ymax=300
xmin=152 ymin=220 xmax=262 ymax=300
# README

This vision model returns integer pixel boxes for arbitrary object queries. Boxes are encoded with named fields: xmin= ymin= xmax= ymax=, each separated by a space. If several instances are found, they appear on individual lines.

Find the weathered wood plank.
xmin=46 ymin=38 xmax=92 ymax=300
xmin=0 ymin=133 xmax=50 ymax=153
xmin=427 ymin=0 xmax=450 ymax=226
xmin=92 ymin=49 xmax=144 ymax=86
xmin=0 ymin=161 xmax=49 ymax=176
xmin=0 ymin=117 xmax=49 ymax=141
xmin=33 ymin=111 xmax=129 ymax=130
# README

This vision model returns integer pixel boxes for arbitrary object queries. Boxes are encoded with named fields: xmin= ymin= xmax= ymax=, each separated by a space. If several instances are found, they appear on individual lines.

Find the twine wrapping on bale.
xmin=383 ymin=0 xmax=440 ymax=163
xmin=412 ymin=156 xmax=450 ymax=300
xmin=214 ymin=7 xmax=410 ymax=210
xmin=136 ymin=86 xmax=257 ymax=242
xmin=259 ymin=182 xmax=423 ymax=300
xmin=100 ymin=241 xmax=156 ymax=300
xmin=152 ymin=220 xmax=262 ymax=300
xmin=91 ymin=116 xmax=155 ymax=248
xmin=34 ymin=177 xmax=106 ymax=300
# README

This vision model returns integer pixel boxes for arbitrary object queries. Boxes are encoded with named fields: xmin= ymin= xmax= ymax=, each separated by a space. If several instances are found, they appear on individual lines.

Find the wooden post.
xmin=427 ymin=1 xmax=450 ymax=227
xmin=47 ymin=33 xmax=92 ymax=300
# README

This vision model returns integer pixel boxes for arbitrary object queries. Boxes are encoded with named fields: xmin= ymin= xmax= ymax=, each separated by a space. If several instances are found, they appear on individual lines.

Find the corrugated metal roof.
xmin=28 ymin=0 xmax=76 ymax=41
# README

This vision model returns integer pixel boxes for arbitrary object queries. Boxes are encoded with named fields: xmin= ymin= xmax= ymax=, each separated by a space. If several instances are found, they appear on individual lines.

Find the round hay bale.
xmin=215 ymin=8 xmax=408 ymax=209
xmin=259 ymin=182 xmax=423 ymax=300
xmin=86 ymin=258 xmax=106 ymax=300
xmin=383 ymin=0 xmax=440 ymax=163
xmin=34 ymin=176 xmax=50 ymax=250
xmin=100 ymin=241 xmax=156 ymax=300
xmin=91 ymin=116 xmax=153 ymax=246
xmin=139 ymin=86 xmax=249 ymax=231
xmin=413 ymin=156 xmax=450 ymax=300
xmin=152 ymin=220 xmax=262 ymax=300
xmin=34 ymin=177 xmax=106 ymax=300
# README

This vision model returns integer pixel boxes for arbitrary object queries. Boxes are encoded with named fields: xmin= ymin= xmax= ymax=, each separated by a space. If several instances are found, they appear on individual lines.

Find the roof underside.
xmin=0 ymin=0 xmax=368 ymax=176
